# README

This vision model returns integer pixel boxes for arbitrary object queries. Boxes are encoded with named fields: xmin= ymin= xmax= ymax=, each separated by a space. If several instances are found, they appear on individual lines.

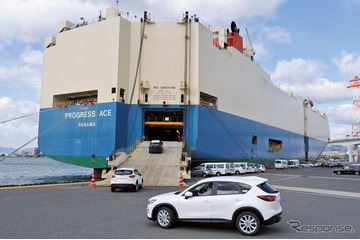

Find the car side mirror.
xmin=184 ymin=191 xmax=193 ymax=199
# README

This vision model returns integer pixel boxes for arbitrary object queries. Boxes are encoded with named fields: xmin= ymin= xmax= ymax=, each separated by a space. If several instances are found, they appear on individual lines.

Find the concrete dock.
xmin=0 ymin=167 xmax=359 ymax=239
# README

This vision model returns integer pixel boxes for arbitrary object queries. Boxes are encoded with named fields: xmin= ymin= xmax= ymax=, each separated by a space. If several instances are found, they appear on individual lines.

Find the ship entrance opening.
xmin=144 ymin=110 xmax=183 ymax=141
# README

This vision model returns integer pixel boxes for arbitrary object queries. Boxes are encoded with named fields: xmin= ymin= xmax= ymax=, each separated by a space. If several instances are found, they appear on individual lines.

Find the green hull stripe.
xmin=48 ymin=155 xmax=108 ymax=169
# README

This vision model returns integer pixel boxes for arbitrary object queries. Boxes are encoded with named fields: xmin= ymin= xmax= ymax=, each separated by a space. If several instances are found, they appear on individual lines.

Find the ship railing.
xmin=119 ymin=10 xmax=212 ymax=28
xmin=70 ymin=10 xmax=213 ymax=32
xmin=53 ymin=98 xmax=98 ymax=107
xmin=71 ymin=16 xmax=107 ymax=30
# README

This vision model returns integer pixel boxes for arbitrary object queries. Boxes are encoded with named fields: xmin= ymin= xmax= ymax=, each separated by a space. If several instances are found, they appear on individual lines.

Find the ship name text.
xmin=64 ymin=109 xmax=112 ymax=119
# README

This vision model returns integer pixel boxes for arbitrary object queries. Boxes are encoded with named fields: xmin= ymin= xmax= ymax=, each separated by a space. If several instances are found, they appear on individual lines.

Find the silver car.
xmin=191 ymin=166 xmax=213 ymax=177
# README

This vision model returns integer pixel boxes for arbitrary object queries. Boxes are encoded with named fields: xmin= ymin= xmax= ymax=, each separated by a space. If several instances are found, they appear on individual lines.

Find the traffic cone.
xmin=178 ymin=172 xmax=184 ymax=188
xmin=89 ymin=171 xmax=96 ymax=187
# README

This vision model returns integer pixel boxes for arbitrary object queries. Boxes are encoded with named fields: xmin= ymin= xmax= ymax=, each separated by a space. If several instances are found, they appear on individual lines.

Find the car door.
xmin=178 ymin=181 xmax=214 ymax=220
xmin=211 ymin=181 xmax=250 ymax=220
xmin=192 ymin=167 xmax=200 ymax=177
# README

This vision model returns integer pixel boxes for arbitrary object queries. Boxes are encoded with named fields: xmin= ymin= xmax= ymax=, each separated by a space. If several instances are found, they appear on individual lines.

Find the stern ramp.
xmin=120 ymin=141 xmax=183 ymax=186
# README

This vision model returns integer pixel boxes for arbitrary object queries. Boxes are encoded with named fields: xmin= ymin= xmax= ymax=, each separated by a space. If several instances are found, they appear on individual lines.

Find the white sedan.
xmin=111 ymin=168 xmax=143 ymax=192
xmin=300 ymin=162 xmax=314 ymax=168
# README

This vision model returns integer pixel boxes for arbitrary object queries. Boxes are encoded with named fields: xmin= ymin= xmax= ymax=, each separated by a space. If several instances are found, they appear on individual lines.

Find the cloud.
xmin=272 ymin=58 xmax=351 ymax=104
xmin=0 ymin=97 xmax=39 ymax=148
xmin=333 ymin=50 xmax=360 ymax=79
xmin=329 ymin=124 xmax=351 ymax=140
xmin=252 ymin=42 xmax=269 ymax=60
xmin=262 ymin=26 xmax=292 ymax=44
xmin=283 ymin=78 xmax=351 ymax=104
xmin=0 ymin=1 xmax=107 ymax=45
xmin=325 ymin=104 xmax=352 ymax=126
xmin=272 ymin=58 xmax=323 ymax=85
xmin=0 ymin=0 xmax=286 ymax=45
xmin=121 ymin=0 xmax=286 ymax=23
xmin=0 ymin=48 xmax=42 ymax=92
xmin=20 ymin=48 xmax=43 ymax=66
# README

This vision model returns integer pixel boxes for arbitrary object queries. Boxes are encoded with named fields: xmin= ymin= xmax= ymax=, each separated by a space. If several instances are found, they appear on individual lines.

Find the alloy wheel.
xmin=157 ymin=209 xmax=170 ymax=227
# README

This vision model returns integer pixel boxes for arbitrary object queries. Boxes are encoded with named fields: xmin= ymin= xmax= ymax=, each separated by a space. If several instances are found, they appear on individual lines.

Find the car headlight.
xmin=148 ymin=199 xmax=157 ymax=205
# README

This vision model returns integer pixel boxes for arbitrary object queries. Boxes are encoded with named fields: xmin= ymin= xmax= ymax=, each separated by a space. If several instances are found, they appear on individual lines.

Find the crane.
xmin=244 ymin=28 xmax=255 ymax=61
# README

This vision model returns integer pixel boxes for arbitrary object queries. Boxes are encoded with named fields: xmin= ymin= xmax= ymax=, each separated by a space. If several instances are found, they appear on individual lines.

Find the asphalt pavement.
xmin=0 ymin=167 xmax=359 ymax=238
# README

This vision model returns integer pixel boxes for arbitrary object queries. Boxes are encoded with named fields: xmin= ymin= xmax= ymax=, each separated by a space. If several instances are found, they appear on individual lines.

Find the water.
xmin=0 ymin=157 xmax=93 ymax=186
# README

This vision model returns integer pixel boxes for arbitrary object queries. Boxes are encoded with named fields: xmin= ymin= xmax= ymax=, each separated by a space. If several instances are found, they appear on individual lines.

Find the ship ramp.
xmin=98 ymin=141 xmax=187 ymax=187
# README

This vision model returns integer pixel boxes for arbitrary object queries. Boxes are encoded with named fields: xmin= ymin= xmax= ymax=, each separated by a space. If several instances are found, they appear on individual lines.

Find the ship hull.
xmin=186 ymin=105 xmax=327 ymax=165
xmin=38 ymin=102 xmax=327 ymax=168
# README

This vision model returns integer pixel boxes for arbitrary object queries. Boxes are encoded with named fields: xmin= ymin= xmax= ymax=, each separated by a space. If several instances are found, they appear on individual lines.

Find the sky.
xmin=0 ymin=0 xmax=359 ymax=149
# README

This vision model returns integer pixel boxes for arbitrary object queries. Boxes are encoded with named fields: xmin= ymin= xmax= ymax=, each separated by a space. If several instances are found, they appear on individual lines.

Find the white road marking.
xmin=273 ymin=185 xmax=360 ymax=200
xmin=263 ymin=173 xmax=360 ymax=181
xmin=308 ymin=175 xmax=360 ymax=181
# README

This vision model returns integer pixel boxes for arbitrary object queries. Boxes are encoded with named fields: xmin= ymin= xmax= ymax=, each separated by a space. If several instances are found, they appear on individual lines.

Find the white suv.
xmin=111 ymin=168 xmax=143 ymax=192
xmin=146 ymin=176 xmax=282 ymax=236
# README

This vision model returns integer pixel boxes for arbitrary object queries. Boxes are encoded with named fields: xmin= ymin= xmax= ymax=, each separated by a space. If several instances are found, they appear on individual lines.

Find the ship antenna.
xmin=115 ymin=0 xmax=119 ymax=12
xmin=98 ymin=10 xmax=102 ymax=21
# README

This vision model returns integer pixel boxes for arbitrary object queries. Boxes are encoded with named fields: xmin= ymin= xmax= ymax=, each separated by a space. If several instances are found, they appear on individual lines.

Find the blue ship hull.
xmin=38 ymin=102 xmax=327 ymax=168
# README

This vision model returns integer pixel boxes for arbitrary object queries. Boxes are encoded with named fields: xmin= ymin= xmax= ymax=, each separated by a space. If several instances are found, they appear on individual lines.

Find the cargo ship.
xmin=38 ymin=7 xmax=330 ymax=175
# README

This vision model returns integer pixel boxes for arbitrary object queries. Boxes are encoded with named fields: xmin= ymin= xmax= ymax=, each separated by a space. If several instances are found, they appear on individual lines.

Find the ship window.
xmin=252 ymin=135 xmax=257 ymax=145
xmin=145 ymin=94 xmax=148 ymax=103
xmin=269 ymin=139 xmax=282 ymax=151
xmin=200 ymin=92 xmax=218 ymax=109
xmin=181 ymin=94 xmax=184 ymax=103
xmin=120 ymin=88 xmax=125 ymax=102
xmin=111 ymin=87 xmax=116 ymax=94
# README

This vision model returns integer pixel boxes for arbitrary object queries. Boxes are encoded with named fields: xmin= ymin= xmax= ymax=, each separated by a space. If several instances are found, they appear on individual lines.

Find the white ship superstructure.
xmin=39 ymin=7 xmax=330 ymax=171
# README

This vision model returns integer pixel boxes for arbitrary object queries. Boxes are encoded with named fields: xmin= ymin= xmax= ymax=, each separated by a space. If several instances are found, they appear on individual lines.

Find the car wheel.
xmin=235 ymin=171 xmax=240 ymax=175
xmin=236 ymin=211 xmax=260 ymax=236
xmin=202 ymin=173 xmax=207 ymax=178
xmin=216 ymin=172 xmax=221 ymax=176
xmin=139 ymin=180 xmax=143 ymax=189
xmin=156 ymin=206 xmax=175 ymax=229
xmin=355 ymin=172 xmax=359 ymax=175
xmin=134 ymin=182 xmax=139 ymax=192
xmin=111 ymin=186 xmax=115 ymax=192
xmin=337 ymin=171 xmax=341 ymax=175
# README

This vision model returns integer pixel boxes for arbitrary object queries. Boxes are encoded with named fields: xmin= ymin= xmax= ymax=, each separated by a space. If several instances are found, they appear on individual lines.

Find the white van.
xmin=274 ymin=159 xmax=288 ymax=169
xmin=199 ymin=162 xmax=231 ymax=176
xmin=288 ymin=159 xmax=300 ymax=168
xmin=230 ymin=163 xmax=247 ymax=174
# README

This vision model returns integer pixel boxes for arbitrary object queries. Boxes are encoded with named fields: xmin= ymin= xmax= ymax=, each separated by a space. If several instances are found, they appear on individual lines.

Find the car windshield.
xmin=114 ymin=169 xmax=133 ymax=175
